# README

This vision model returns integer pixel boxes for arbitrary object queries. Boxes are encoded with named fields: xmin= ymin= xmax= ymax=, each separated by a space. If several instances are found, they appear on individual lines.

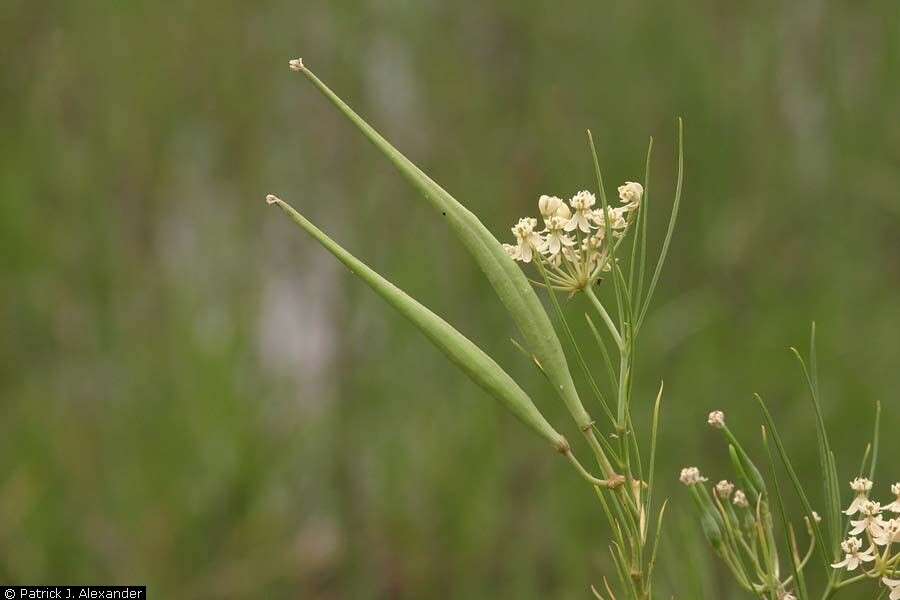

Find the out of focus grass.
xmin=1 ymin=1 xmax=898 ymax=598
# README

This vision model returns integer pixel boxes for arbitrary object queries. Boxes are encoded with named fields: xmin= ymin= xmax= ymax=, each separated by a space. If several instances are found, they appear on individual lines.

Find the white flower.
xmin=542 ymin=215 xmax=576 ymax=258
xmin=886 ymin=482 xmax=900 ymax=513
xmin=804 ymin=511 xmax=822 ymax=531
xmin=591 ymin=205 xmax=629 ymax=230
xmin=845 ymin=477 xmax=874 ymax=515
xmin=849 ymin=500 xmax=885 ymax=536
xmin=502 ymin=243 xmax=520 ymax=260
xmin=547 ymin=245 xmax=580 ymax=268
xmin=715 ymin=480 xmax=734 ymax=499
xmin=538 ymin=195 xmax=564 ymax=218
xmin=511 ymin=217 xmax=544 ymax=263
xmin=707 ymin=410 xmax=725 ymax=429
xmin=565 ymin=190 xmax=596 ymax=233
xmin=778 ymin=591 xmax=796 ymax=600
xmin=831 ymin=537 xmax=876 ymax=571
xmin=883 ymin=577 xmax=900 ymax=600
xmin=288 ymin=57 xmax=305 ymax=71
xmin=679 ymin=467 xmax=707 ymax=486
xmin=581 ymin=231 xmax=603 ymax=253
xmin=733 ymin=489 xmax=749 ymax=508
xmin=874 ymin=518 xmax=900 ymax=547
xmin=617 ymin=181 xmax=643 ymax=207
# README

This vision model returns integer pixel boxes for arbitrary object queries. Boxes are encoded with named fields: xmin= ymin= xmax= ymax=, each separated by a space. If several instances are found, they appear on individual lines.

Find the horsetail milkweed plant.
xmin=264 ymin=58 xmax=890 ymax=599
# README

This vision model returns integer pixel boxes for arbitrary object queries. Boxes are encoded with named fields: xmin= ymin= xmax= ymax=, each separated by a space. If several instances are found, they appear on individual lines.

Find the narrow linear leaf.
xmin=762 ymin=426 xmax=808 ymax=600
xmin=637 ymin=118 xmax=684 ymax=331
xmin=635 ymin=137 xmax=653 ymax=314
xmin=868 ymin=400 xmax=881 ymax=481
xmin=646 ymin=382 xmax=663 ymax=520
xmin=646 ymin=498 xmax=668 ymax=582
xmin=857 ymin=444 xmax=871 ymax=479
xmin=266 ymin=194 xmax=568 ymax=452
xmin=728 ymin=444 xmax=760 ymax=503
xmin=533 ymin=260 xmax=615 ymax=426
xmin=585 ymin=313 xmax=618 ymax=387
xmin=790 ymin=330 xmax=841 ymax=557
xmin=755 ymin=394 xmax=830 ymax=568
xmin=586 ymin=131 xmax=626 ymax=334
xmin=722 ymin=426 xmax=766 ymax=497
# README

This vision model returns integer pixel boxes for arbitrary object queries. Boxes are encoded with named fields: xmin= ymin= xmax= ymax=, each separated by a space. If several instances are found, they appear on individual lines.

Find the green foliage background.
xmin=1 ymin=1 xmax=898 ymax=598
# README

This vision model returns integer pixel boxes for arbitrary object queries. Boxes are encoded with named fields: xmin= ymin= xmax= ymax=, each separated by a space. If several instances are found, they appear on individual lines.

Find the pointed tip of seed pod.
xmin=288 ymin=57 xmax=304 ymax=72
xmin=265 ymin=194 xmax=280 ymax=205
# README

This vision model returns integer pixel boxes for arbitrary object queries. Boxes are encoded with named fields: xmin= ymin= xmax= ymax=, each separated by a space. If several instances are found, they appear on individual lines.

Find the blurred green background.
xmin=2 ymin=1 xmax=898 ymax=598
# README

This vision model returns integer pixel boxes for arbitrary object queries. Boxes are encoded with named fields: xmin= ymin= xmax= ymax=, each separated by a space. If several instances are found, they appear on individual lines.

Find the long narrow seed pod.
xmin=288 ymin=58 xmax=594 ymax=436
xmin=266 ymin=194 xmax=569 ymax=452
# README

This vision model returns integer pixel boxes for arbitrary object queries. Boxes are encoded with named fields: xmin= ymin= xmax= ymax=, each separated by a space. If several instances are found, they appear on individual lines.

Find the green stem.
xmin=585 ymin=285 xmax=624 ymax=350
xmin=565 ymin=449 xmax=625 ymax=489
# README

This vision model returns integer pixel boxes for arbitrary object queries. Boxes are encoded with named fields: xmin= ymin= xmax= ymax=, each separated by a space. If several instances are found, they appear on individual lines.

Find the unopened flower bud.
xmin=715 ymin=480 xmax=735 ymax=499
xmin=617 ymin=181 xmax=643 ymax=206
xmin=679 ymin=467 xmax=707 ymax=486
xmin=538 ymin=195 xmax=563 ymax=218
xmin=707 ymin=410 xmax=725 ymax=429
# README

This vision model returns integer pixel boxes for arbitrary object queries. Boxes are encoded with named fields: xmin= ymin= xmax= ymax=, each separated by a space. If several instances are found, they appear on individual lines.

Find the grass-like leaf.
xmin=790 ymin=323 xmax=841 ymax=559
xmin=586 ymin=131 xmax=627 ymax=336
xmin=636 ymin=118 xmax=684 ymax=332
xmin=868 ymin=400 xmax=881 ymax=481
xmin=533 ymin=260 xmax=616 ymax=426
xmin=728 ymin=443 xmax=760 ymax=503
xmin=755 ymin=394 xmax=830 ymax=569
xmin=762 ymin=426 xmax=808 ymax=600
xmin=635 ymin=138 xmax=653 ymax=315
xmin=645 ymin=498 xmax=668 ymax=587
xmin=645 ymin=383 xmax=663 ymax=521
xmin=584 ymin=313 xmax=619 ymax=387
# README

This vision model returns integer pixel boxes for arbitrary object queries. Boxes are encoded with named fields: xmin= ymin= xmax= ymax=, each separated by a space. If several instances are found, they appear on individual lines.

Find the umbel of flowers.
xmin=832 ymin=477 xmax=900 ymax=598
xmin=503 ymin=183 xmax=643 ymax=294
xmin=681 ymin=407 xmax=899 ymax=600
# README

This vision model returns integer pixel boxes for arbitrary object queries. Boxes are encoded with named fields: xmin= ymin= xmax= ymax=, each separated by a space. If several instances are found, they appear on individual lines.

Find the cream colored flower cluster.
xmin=832 ymin=478 xmax=900 ymax=597
xmin=503 ymin=183 xmax=642 ymax=293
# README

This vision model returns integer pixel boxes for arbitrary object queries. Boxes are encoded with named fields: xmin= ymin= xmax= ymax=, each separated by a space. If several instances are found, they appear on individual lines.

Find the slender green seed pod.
xmin=266 ymin=195 xmax=569 ymax=453
xmin=290 ymin=59 xmax=593 ymax=432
